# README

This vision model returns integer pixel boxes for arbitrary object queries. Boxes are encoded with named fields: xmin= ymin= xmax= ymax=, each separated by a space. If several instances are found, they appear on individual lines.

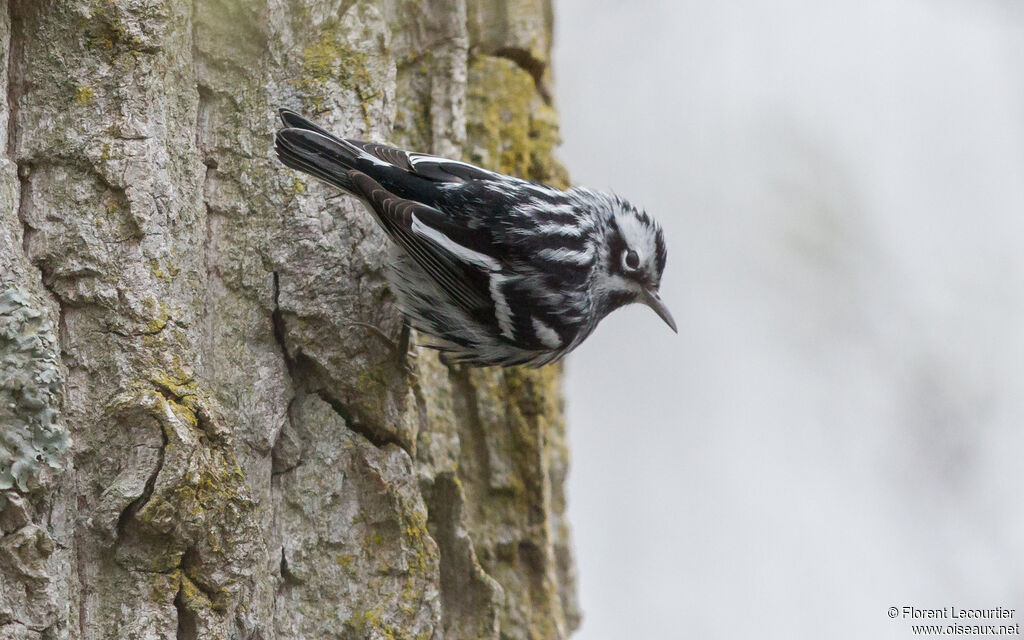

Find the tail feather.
xmin=274 ymin=109 xmax=442 ymax=204
xmin=275 ymin=147 xmax=352 ymax=192
xmin=278 ymin=108 xmax=344 ymax=142
xmin=275 ymin=128 xmax=362 ymax=192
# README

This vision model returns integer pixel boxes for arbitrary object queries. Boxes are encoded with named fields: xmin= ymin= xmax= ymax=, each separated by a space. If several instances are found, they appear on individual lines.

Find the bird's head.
xmin=582 ymin=190 xmax=676 ymax=332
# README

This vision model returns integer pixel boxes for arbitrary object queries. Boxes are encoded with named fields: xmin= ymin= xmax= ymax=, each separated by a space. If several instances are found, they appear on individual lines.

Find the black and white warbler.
xmin=274 ymin=109 xmax=675 ymax=367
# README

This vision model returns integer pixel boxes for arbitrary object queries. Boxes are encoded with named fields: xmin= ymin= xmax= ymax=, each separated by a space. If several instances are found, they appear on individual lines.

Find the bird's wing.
xmin=403 ymin=152 xmax=500 ymax=183
xmin=278 ymin=109 xmax=500 ymax=183
xmin=347 ymin=170 xmax=501 ymax=320
xmin=346 ymin=140 xmax=500 ymax=183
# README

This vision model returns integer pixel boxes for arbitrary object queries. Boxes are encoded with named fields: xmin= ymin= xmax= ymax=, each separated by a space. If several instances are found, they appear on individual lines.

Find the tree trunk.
xmin=0 ymin=0 xmax=577 ymax=637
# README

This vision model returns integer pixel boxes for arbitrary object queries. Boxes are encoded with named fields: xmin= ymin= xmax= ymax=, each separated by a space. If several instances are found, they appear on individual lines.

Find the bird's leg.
xmin=342 ymin=320 xmax=398 ymax=350
xmin=396 ymin=321 xmax=411 ymax=367
xmin=340 ymin=317 xmax=417 ymax=378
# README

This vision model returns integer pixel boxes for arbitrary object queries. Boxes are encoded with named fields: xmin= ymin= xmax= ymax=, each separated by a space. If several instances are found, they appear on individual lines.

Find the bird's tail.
xmin=274 ymin=109 xmax=363 ymax=192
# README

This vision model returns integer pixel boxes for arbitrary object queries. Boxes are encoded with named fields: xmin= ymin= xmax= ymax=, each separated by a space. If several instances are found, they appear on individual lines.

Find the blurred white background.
xmin=554 ymin=1 xmax=1024 ymax=638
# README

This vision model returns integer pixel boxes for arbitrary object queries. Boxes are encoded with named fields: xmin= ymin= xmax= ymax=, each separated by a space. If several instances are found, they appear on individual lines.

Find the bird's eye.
xmin=622 ymin=249 xmax=640 ymax=271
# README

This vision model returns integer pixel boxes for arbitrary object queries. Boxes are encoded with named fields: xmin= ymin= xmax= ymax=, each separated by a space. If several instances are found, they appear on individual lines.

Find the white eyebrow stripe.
xmin=536 ymin=246 xmax=595 ymax=265
xmin=411 ymin=213 xmax=501 ymax=271
xmin=509 ymin=220 xmax=587 ymax=238
xmin=533 ymin=221 xmax=588 ymax=236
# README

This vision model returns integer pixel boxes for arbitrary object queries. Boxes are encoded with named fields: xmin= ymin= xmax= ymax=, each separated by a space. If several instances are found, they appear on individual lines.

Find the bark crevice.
xmin=312 ymin=384 xmax=404 ymax=450
xmin=270 ymin=271 xmax=294 ymax=377
xmin=174 ymin=579 xmax=199 ymax=640
xmin=7 ymin=2 xmax=58 ymax=309
xmin=5 ymin=0 xmax=22 ymax=160
xmin=115 ymin=416 xmax=167 ymax=539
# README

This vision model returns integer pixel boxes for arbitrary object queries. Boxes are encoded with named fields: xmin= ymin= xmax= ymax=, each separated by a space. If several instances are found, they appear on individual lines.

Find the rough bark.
xmin=0 ymin=0 xmax=577 ymax=638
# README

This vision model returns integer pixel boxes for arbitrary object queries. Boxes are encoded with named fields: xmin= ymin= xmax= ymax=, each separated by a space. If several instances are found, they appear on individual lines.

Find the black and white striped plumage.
xmin=274 ymin=109 xmax=676 ymax=367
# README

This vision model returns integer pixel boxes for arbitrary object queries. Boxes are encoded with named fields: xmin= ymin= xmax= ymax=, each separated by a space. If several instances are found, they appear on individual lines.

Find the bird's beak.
xmin=640 ymin=288 xmax=677 ymax=333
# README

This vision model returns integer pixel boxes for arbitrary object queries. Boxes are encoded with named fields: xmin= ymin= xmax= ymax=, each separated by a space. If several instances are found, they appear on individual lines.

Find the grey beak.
xmin=640 ymin=288 xmax=678 ymax=333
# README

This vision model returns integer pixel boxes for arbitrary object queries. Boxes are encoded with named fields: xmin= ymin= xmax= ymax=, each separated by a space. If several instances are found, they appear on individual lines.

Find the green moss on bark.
xmin=296 ymin=19 xmax=377 ymax=129
xmin=465 ymin=55 xmax=568 ymax=188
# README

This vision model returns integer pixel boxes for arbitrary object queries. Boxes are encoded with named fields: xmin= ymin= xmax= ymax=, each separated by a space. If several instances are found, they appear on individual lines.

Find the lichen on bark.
xmin=0 ymin=0 xmax=578 ymax=638
xmin=0 ymin=287 xmax=68 ymax=494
